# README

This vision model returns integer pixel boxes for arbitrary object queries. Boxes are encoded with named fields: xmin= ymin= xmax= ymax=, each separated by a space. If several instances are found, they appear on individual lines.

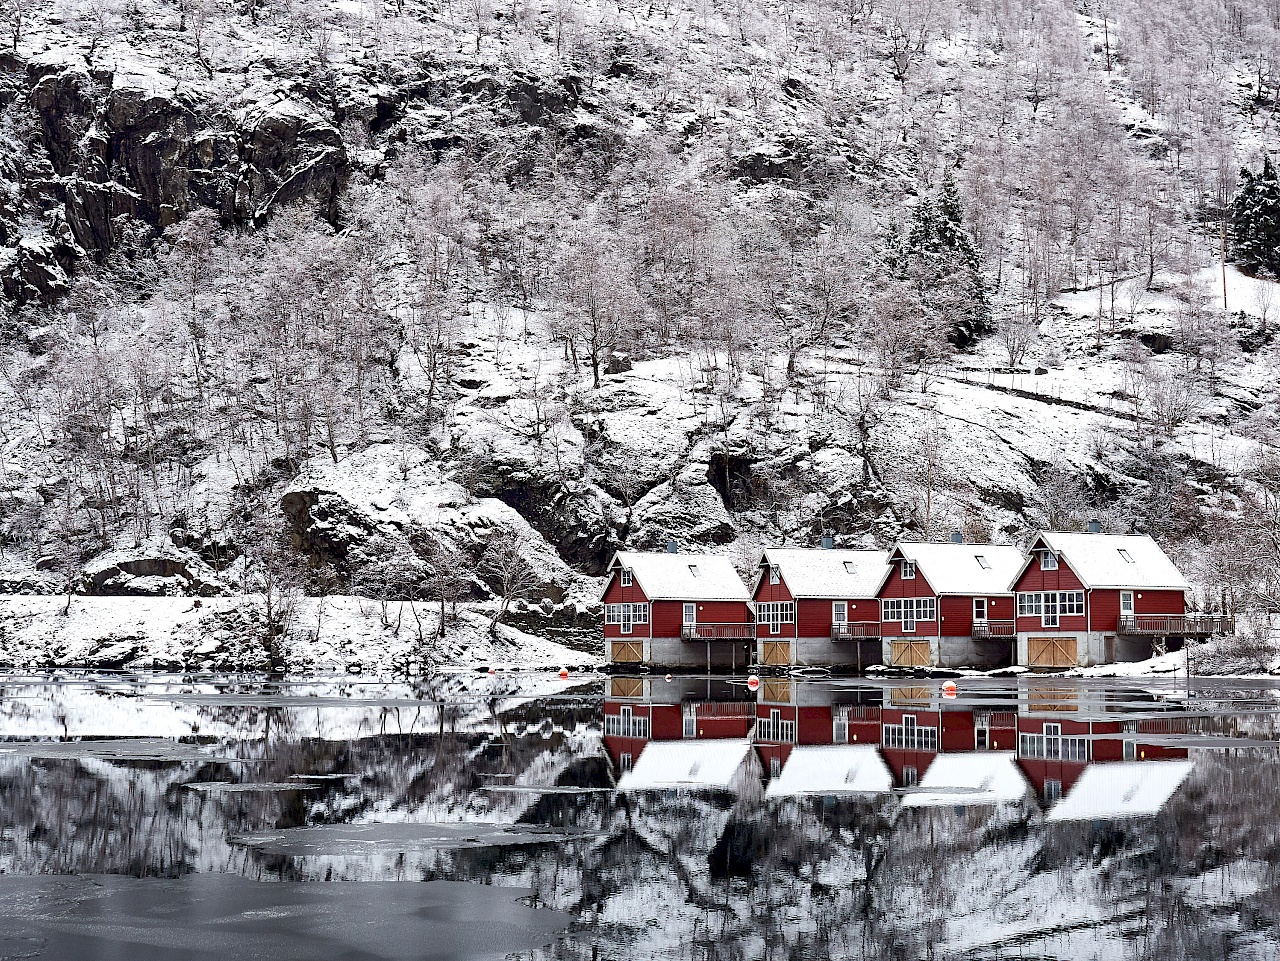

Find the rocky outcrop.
xmin=6 ymin=54 xmax=348 ymax=302
xmin=80 ymin=543 xmax=229 ymax=597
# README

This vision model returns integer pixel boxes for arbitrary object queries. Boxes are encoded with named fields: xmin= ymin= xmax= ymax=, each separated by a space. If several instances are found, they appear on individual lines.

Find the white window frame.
xmin=620 ymin=569 xmax=632 ymax=588
xmin=901 ymin=560 xmax=916 ymax=579
xmin=1120 ymin=591 xmax=1135 ymax=617
xmin=975 ymin=555 xmax=991 ymax=570
xmin=1042 ymin=591 xmax=1059 ymax=628
xmin=757 ymin=602 xmax=795 ymax=635
xmin=768 ymin=565 xmax=780 ymax=585
xmin=973 ymin=597 xmax=987 ymax=623
xmin=683 ymin=602 xmax=697 ymax=625
xmin=832 ymin=601 xmax=847 ymax=624
xmin=1041 ymin=551 xmax=1059 ymax=571
xmin=606 ymin=603 xmax=649 ymax=634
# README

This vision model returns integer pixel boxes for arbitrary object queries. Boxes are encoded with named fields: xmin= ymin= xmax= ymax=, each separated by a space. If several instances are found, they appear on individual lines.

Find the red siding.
xmin=939 ymin=596 xmax=972 ymax=638
xmin=754 ymin=572 xmax=794 ymax=603
xmin=1014 ymin=559 xmax=1086 ymax=593
xmin=1138 ymin=589 xmax=1186 ymax=616
xmin=1013 ymin=557 xmax=1089 ymax=634
xmin=756 ymin=573 xmax=797 ymax=639
xmin=798 ymin=706 xmax=834 ymax=744
xmin=654 ymin=600 xmax=753 ymax=638
xmin=650 ymin=705 xmax=683 ymax=740
xmin=602 ymin=573 xmax=652 ymax=638
xmin=1091 ymin=589 xmax=1120 ymax=633
xmin=939 ymin=710 xmax=977 ymax=752
xmin=878 ymin=561 xmax=940 ymax=637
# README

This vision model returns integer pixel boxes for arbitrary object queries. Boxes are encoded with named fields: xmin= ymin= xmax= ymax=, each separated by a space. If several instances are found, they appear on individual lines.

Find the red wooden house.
xmin=1010 ymin=530 xmax=1232 ymax=669
xmin=751 ymin=547 xmax=889 ymax=670
xmin=875 ymin=540 xmax=1026 ymax=669
xmin=602 ymin=550 xmax=754 ymax=671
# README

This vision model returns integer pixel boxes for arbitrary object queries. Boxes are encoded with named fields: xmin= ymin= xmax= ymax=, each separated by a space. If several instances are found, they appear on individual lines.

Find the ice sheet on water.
xmin=228 ymin=821 xmax=595 ymax=856
xmin=0 ymin=738 xmax=233 ymax=763
xmin=0 ymin=874 xmax=569 ymax=961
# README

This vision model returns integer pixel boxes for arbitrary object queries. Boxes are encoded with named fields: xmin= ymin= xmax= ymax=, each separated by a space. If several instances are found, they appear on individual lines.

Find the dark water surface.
xmin=2 ymin=671 xmax=1280 ymax=960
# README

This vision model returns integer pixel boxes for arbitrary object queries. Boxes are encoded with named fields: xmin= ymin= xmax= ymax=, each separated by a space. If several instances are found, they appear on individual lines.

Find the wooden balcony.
xmin=831 ymin=622 xmax=882 ymax=641
xmin=681 ymin=622 xmax=757 ymax=641
xmin=1118 ymin=614 xmax=1235 ymax=636
xmin=971 ymin=619 xmax=1016 ymax=639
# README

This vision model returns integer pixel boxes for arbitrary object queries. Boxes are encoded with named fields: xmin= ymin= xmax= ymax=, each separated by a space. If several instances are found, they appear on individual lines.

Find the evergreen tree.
xmin=1230 ymin=156 xmax=1280 ymax=276
xmin=898 ymin=173 xmax=992 ymax=349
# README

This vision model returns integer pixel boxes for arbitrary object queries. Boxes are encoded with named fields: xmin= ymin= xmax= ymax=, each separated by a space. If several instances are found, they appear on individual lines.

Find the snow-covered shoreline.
xmin=0 ymin=595 xmax=600 ymax=674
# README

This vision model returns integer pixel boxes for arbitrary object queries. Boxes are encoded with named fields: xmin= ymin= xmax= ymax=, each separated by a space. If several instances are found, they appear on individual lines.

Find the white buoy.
xmin=665 ymin=674 xmax=673 ymax=682
xmin=942 ymin=680 xmax=957 ymax=698
xmin=747 ymin=674 xmax=761 ymax=692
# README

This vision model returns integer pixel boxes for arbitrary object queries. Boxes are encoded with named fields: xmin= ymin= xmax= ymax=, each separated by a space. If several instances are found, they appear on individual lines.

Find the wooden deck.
xmin=1117 ymin=614 xmax=1235 ymax=636
xmin=830 ymin=622 xmax=882 ymax=641
xmin=971 ymin=619 xmax=1016 ymax=639
xmin=681 ymin=622 xmax=756 ymax=640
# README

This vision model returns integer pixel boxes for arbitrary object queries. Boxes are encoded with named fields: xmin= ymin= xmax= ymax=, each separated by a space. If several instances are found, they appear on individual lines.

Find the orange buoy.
xmin=665 ymin=674 xmax=673 ymax=681
xmin=488 ymin=667 xmax=496 ymax=676
xmin=558 ymin=666 xmax=569 ymax=678
xmin=747 ymin=674 xmax=760 ymax=692
xmin=942 ymin=680 xmax=957 ymax=698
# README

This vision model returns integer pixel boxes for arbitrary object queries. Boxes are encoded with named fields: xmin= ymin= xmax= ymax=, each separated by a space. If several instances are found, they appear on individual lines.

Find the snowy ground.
xmin=0 ymin=595 xmax=600 ymax=674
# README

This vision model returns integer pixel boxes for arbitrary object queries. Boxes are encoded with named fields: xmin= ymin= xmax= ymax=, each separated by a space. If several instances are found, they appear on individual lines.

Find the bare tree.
xmin=479 ymin=529 xmax=541 ymax=636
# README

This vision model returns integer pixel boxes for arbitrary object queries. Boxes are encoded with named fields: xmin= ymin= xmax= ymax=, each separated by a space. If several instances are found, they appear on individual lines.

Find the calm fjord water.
xmin=1 ymin=672 xmax=1279 ymax=960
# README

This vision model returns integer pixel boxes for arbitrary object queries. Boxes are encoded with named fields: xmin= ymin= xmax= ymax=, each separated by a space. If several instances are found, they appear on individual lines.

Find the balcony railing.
xmin=681 ymin=622 xmax=757 ymax=641
xmin=971 ymin=619 xmax=1016 ymax=639
xmin=1118 ymin=614 xmax=1235 ymax=636
xmin=831 ymin=621 xmax=882 ymax=641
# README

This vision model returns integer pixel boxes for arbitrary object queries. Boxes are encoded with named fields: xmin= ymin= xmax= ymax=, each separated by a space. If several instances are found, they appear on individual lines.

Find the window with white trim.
xmin=620 ymin=569 xmax=632 ymax=587
xmin=882 ymin=597 xmax=937 ymax=624
xmin=832 ymin=601 xmax=847 ymax=624
xmin=757 ymin=601 xmax=795 ymax=635
xmin=883 ymin=714 xmax=939 ymax=751
xmin=901 ymin=560 xmax=916 ymax=579
xmin=1040 ymin=551 xmax=1059 ymax=570
xmin=1019 ymin=722 xmax=1089 ymax=761
xmin=1044 ymin=778 xmax=1063 ymax=803
xmin=975 ymin=555 xmax=991 ymax=570
xmin=903 ymin=765 xmax=919 ymax=787
xmin=768 ymin=565 xmax=780 ymax=585
xmin=682 ymin=603 xmax=696 ymax=625
xmin=843 ymin=561 xmax=856 ymax=574
xmin=1017 ymin=592 xmax=1084 ymax=625
xmin=605 ymin=603 xmax=649 ymax=634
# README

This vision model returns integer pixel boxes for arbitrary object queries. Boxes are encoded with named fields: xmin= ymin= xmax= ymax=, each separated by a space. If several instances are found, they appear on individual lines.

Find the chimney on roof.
xmin=1087 ymin=519 xmax=1102 ymax=534
xmin=821 ymin=531 xmax=834 ymax=550
xmin=665 ymin=540 xmax=678 ymax=554
xmin=950 ymin=531 xmax=964 ymax=544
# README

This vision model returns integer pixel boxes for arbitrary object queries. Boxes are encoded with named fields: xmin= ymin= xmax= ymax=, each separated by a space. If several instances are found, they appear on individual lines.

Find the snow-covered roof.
xmin=617 ymin=739 xmax=756 ymax=792
xmin=764 ymin=745 xmax=894 ymax=798
xmin=1046 ymin=760 xmax=1195 ymax=822
xmin=755 ymin=548 xmax=890 ymax=599
xmin=1021 ymin=532 xmax=1189 ymax=591
xmin=880 ymin=543 xmax=1026 ymax=597
xmin=899 ymin=752 xmax=1031 ymax=808
xmin=606 ymin=552 xmax=751 ymax=602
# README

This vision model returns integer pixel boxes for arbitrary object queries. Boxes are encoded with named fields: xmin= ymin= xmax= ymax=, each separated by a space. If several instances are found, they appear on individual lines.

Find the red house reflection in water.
xmin=602 ymin=679 xmax=1191 ymax=809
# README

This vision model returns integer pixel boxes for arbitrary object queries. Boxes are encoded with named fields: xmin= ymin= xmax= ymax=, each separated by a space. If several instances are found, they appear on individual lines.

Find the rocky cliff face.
xmin=0 ymin=0 xmax=1276 ymax=627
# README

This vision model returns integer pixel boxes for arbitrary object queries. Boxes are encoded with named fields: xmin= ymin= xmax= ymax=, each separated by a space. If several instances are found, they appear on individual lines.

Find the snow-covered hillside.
xmin=2 ymin=0 xmax=1280 ymax=667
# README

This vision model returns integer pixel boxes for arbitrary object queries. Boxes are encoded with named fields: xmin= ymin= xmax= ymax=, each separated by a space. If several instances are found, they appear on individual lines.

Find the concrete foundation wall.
xmin=645 ymin=636 xmax=754 ymax=670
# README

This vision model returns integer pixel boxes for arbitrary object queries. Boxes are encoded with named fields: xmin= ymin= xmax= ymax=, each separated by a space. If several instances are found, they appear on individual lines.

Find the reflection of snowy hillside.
xmin=3 ymin=0 xmax=1280 ymax=669
xmin=2 ymin=678 xmax=1280 ymax=958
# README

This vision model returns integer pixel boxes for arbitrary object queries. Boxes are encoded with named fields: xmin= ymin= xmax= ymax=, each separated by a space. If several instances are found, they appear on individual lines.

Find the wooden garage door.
xmin=891 ymin=640 xmax=932 ymax=667
xmin=761 ymin=641 xmax=791 ymax=667
xmin=610 ymin=676 xmax=644 ymax=698
xmin=611 ymin=640 xmax=643 ymax=664
xmin=1028 ymin=637 xmax=1077 ymax=669
xmin=762 ymin=678 xmax=793 ymax=704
